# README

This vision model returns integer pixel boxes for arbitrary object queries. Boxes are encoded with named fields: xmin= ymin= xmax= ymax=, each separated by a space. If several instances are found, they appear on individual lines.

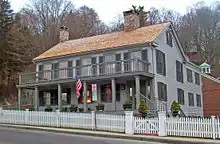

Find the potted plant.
xmin=138 ymin=99 xmax=148 ymax=118
xmin=61 ymin=107 xmax=68 ymax=112
xmin=171 ymin=101 xmax=181 ymax=117
xmin=123 ymin=99 xmax=132 ymax=110
xmin=96 ymin=103 xmax=104 ymax=111
xmin=70 ymin=104 xmax=78 ymax=112
xmin=45 ymin=105 xmax=53 ymax=112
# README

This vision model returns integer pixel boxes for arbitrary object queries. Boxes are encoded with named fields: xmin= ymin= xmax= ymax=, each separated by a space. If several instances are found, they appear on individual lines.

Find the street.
xmin=0 ymin=126 xmax=166 ymax=144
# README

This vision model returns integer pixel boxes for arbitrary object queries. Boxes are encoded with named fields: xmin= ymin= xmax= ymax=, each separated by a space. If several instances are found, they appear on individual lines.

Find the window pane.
xmin=177 ymin=88 xmax=184 ymax=105
xmin=124 ymin=52 xmax=130 ymax=60
xmin=52 ymin=63 xmax=59 ymax=79
xmin=188 ymin=93 xmax=194 ymax=106
xmin=91 ymin=57 xmax=96 ymax=64
xmin=196 ymin=94 xmax=201 ymax=107
xmin=91 ymin=58 xmax=97 ymax=76
xmin=99 ymin=56 xmax=104 ymax=74
xmin=157 ymin=82 xmax=167 ymax=101
xmin=156 ymin=49 xmax=166 ymax=76
xmin=195 ymin=72 xmax=200 ymax=85
xmin=68 ymin=61 xmax=73 ymax=78
xmin=116 ymin=54 xmax=121 ymax=61
xmin=116 ymin=54 xmax=121 ymax=72
xmin=176 ymin=61 xmax=183 ymax=83
xmin=166 ymin=31 xmax=173 ymax=47
xmin=187 ymin=69 xmax=193 ymax=83
xmin=39 ymin=65 xmax=43 ymax=71
xmin=76 ymin=59 xmax=81 ymax=76
xmin=142 ymin=50 xmax=148 ymax=61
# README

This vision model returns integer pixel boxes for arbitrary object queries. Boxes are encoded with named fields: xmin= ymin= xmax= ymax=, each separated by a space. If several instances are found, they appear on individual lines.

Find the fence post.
xmin=56 ymin=110 xmax=60 ymax=127
xmin=91 ymin=111 xmax=96 ymax=130
xmin=158 ymin=111 xmax=166 ymax=136
xmin=211 ymin=115 xmax=216 ymax=139
xmin=25 ymin=109 xmax=29 ymax=125
xmin=0 ymin=106 xmax=2 ymax=115
xmin=125 ymin=111 xmax=134 ymax=134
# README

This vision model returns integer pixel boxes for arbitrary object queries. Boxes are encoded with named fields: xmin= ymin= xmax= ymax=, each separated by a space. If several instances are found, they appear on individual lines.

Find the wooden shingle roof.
xmin=34 ymin=22 xmax=169 ymax=61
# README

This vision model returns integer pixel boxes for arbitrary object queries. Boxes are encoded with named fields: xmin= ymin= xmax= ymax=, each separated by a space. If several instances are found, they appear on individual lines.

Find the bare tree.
xmin=63 ymin=5 xmax=109 ymax=39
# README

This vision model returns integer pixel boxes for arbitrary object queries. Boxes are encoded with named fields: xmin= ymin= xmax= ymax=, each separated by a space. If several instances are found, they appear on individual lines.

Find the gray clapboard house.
xmin=17 ymin=10 xmax=203 ymax=116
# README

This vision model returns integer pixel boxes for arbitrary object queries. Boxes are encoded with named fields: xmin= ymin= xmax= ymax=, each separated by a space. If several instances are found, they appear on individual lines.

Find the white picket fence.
xmin=96 ymin=114 xmax=125 ymax=132
xmin=133 ymin=117 xmax=159 ymax=135
xmin=1 ymin=109 xmax=220 ymax=139
xmin=166 ymin=116 xmax=220 ymax=139
xmin=0 ymin=110 xmax=125 ymax=132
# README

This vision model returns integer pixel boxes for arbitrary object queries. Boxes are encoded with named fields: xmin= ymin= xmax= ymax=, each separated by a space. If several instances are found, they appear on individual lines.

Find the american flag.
xmin=76 ymin=74 xmax=82 ymax=98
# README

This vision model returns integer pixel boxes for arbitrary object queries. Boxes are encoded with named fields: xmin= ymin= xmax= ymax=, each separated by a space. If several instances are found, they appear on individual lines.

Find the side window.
xmin=176 ymin=61 xmax=183 ymax=83
xmin=166 ymin=30 xmax=173 ymax=47
xmin=195 ymin=72 xmax=200 ymax=85
xmin=156 ymin=49 xmax=166 ymax=76
xmin=188 ymin=93 xmax=194 ymax=106
xmin=177 ymin=88 xmax=184 ymax=105
xmin=157 ymin=82 xmax=167 ymax=101
xmin=196 ymin=94 xmax=202 ymax=107
xmin=187 ymin=68 xmax=193 ymax=83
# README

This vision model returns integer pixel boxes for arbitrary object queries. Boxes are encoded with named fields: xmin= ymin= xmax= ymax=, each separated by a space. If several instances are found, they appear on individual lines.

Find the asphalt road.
xmin=0 ymin=127 xmax=166 ymax=144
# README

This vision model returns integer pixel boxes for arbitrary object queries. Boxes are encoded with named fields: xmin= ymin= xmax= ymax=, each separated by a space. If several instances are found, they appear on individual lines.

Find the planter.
xmin=61 ymin=107 xmax=68 ymax=112
xmin=45 ymin=108 xmax=52 ymax=112
xmin=79 ymin=108 xmax=84 ymax=112
xmin=96 ymin=105 xmax=104 ymax=111
xmin=141 ymin=112 xmax=147 ymax=118
xmin=123 ymin=104 xmax=132 ymax=110
xmin=70 ymin=107 xmax=78 ymax=112
xmin=172 ymin=111 xmax=179 ymax=117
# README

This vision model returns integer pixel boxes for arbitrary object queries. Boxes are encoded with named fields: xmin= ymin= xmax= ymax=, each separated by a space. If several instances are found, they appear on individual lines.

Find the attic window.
xmin=166 ymin=30 xmax=173 ymax=47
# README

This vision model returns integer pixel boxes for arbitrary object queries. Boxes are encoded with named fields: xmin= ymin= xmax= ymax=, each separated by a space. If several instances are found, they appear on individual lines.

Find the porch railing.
xmin=19 ymin=59 xmax=150 ymax=85
xmin=139 ymin=93 xmax=167 ymax=117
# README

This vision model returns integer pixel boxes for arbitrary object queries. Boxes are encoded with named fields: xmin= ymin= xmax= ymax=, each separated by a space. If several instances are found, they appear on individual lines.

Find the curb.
xmin=0 ymin=124 xmax=219 ymax=144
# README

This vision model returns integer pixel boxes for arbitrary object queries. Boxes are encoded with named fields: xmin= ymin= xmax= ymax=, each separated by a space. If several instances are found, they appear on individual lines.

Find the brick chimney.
xmin=123 ymin=10 xmax=140 ymax=32
xmin=60 ymin=26 xmax=69 ymax=42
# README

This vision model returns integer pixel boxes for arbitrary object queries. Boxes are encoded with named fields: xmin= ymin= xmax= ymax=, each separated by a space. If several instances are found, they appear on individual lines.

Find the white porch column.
xmin=135 ymin=76 xmax=140 ymax=109
xmin=111 ymin=78 xmax=116 ymax=110
xmin=18 ymin=88 xmax=21 ymax=110
xmin=83 ymin=81 xmax=88 ymax=112
xmin=58 ymin=84 xmax=62 ymax=111
xmin=34 ymin=86 xmax=39 ymax=111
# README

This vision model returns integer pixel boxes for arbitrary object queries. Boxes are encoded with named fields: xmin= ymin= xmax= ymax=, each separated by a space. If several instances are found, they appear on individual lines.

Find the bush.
xmin=138 ymin=99 xmax=148 ymax=113
xmin=171 ymin=101 xmax=181 ymax=112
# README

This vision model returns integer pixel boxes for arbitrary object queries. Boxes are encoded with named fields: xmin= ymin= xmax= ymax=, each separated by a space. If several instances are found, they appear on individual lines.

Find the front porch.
xmin=18 ymin=75 xmax=164 ymax=114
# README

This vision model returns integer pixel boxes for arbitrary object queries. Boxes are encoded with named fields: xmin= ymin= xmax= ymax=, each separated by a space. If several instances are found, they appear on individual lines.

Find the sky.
xmin=10 ymin=0 xmax=217 ymax=24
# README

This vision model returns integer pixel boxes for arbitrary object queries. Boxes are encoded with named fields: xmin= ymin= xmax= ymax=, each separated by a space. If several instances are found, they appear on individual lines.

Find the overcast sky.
xmin=10 ymin=0 xmax=217 ymax=24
